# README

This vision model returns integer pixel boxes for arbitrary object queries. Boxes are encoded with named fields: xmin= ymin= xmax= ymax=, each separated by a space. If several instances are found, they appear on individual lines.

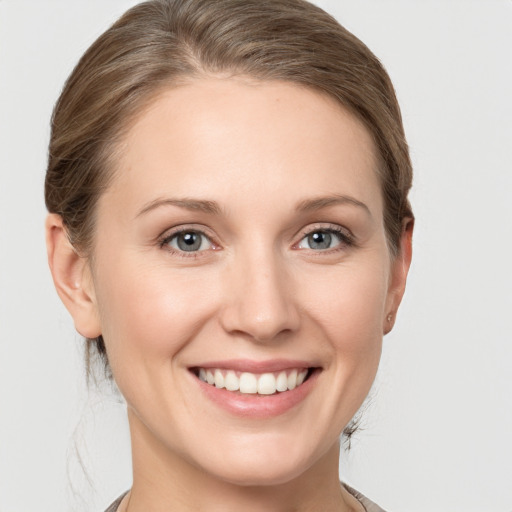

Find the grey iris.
xmin=177 ymin=232 xmax=202 ymax=251
xmin=308 ymin=231 xmax=331 ymax=250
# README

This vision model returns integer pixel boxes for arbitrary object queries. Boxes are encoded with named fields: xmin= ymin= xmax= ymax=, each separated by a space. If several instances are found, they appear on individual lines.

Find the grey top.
xmin=344 ymin=484 xmax=387 ymax=512
xmin=104 ymin=484 xmax=386 ymax=512
xmin=104 ymin=492 xmax=127 ymax=512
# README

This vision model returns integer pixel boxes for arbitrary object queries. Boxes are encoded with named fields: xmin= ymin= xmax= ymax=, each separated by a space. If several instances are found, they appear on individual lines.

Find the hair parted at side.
xmin=45 ymin=0 xmax=413 ymax=437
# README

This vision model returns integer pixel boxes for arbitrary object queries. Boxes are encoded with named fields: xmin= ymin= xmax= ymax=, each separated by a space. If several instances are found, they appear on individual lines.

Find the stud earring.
xmin=387 ymin=313 xmax=393 ymax=323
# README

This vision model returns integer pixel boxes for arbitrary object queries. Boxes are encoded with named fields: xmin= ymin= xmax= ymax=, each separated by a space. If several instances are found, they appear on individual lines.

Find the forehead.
xmin=106 ymin=77 xmax=382 ymax=218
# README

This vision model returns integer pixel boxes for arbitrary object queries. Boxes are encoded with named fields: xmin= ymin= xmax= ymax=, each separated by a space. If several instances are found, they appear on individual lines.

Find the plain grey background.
xmin=0 ymin=1 xmax=511 ymax=511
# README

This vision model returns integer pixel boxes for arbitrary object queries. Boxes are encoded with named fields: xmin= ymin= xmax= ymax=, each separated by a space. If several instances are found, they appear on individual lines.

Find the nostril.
xmin=218 ymin=266 xmax=301 ymax=342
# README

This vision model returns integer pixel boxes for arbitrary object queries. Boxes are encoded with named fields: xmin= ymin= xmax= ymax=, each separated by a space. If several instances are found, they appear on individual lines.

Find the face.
xmin=83 ymin=78 xmax=407 ymax=485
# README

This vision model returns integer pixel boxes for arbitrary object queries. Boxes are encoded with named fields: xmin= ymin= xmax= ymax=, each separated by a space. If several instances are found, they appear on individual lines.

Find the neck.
xmin=123 ymin=409 xmax=359 ymax=512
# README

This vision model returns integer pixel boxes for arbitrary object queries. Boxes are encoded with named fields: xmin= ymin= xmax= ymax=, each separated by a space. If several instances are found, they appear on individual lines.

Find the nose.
xmin=219 ymin=249 xmax=301 ymax=343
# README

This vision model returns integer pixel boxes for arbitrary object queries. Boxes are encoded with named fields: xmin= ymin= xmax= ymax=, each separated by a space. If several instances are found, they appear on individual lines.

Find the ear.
xmin=384 ymin=218 xmax=414 ymax=334
xmin=45 ymin=214 xmax=102 ymax=338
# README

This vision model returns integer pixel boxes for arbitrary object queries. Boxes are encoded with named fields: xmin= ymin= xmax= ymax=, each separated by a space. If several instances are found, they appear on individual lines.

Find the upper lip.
xmin=190 ymin=359 xmax=319 ymax=373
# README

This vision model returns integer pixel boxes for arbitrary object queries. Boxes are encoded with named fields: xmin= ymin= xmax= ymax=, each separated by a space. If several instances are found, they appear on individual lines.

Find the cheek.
xmin=306 ymin=263 xmax=388 ymax=343
xmin=92 ymin=257 xmax=218 ymax=381
xmin=301 ymin=260 xmax=389 ymax=398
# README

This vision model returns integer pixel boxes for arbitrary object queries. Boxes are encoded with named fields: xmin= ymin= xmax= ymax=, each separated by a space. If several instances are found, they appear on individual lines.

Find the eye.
xmin=163 ymin=230 xmax=212 ymax=252
xmin=297 ymin=228 xmax=349 ymax=251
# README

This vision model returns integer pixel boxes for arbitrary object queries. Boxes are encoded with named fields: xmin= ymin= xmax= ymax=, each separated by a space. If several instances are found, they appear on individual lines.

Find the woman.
xmin=45 ymin=0 xmax=413 ymax=510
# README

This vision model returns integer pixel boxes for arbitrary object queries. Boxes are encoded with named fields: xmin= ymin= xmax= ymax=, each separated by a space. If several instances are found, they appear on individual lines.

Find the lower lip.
xmin=192 ymin=369 xmax=320 ymax=419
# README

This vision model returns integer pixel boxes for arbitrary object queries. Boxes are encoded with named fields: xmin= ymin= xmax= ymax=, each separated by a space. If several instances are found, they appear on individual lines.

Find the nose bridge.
xmin=220 ymin=242 xmax=300 ymax=342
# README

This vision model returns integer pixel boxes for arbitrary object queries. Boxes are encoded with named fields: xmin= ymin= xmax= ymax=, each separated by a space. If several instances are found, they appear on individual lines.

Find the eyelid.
xmin=158 ymin=224 xmax=220 ymax=253
xmin=293 ymin=223 xmax=355 ymax=250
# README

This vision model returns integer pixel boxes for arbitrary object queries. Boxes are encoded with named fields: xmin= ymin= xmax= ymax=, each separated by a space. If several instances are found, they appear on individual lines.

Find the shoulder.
xmin=104 ymin=487 xmax=386 ymax=512
xmin=104 ymin=491 xmax=128 ymax=512
xmin=343 ymin=483 xmax=388 ymax=512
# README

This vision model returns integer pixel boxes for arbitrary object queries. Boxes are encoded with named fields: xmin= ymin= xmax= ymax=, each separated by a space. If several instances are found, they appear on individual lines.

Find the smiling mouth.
xmin=191 ymin=367 xmax=315 ymax=395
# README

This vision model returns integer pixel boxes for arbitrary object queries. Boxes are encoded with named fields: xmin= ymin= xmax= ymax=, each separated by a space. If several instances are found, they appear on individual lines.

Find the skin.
xmin=46 ymin=77 xmax=412 ymax=512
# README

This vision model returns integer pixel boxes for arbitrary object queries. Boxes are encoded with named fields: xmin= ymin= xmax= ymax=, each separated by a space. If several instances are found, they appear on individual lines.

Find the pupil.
xmin=183 ymin=233 xmax=196 ymax=245
xmin=178 ymin=232 xmax=201 ymax=251
xmin=309 ymin=231 xmax=331 ymax=249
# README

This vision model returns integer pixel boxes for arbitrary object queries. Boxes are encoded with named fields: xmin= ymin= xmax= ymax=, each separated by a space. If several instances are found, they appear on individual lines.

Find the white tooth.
xmin=224 ymin=370 xmax=240 ymax=391
xmin=206 ymin=370 xmax=215 ymax=385
xmin=258 ymin=373 xmax=277 ymax=395
xmin=287 ymin=369 xmax=298 ymax=390
xmin=214 ymin=369 xmax=225 ymax=388
xmin=239 ymin=372 xmax=257 ymax=394
xmin=276 ymin=371 xmax=288 ymax=392
xmin=199 ymin=368 xmax=207 ymax=382
xmin=297 ymin=369 xmax=307 ymax=386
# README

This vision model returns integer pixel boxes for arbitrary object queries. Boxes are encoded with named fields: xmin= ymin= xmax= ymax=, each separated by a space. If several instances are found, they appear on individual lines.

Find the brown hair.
xmin=45 ymin=0 xmax=413 ymax=435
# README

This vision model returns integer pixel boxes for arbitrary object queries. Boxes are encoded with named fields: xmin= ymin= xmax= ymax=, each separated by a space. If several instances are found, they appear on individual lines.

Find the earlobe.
xmin=384 ymin=218 xmax=414 ymax=335
xmin=45 ymin=214 xmax=102 ymax=338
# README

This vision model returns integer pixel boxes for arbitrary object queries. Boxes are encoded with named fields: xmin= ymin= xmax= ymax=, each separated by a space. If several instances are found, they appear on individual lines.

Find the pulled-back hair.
xmin=45 ymin=0 xmax=413 ymax=440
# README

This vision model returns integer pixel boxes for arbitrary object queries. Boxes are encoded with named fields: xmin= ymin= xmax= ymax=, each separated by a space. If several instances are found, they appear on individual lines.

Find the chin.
xmin=191 ymin=434 xmax=331 ymax=488
xmin=204 ymin=459 xmax=311 ymax=487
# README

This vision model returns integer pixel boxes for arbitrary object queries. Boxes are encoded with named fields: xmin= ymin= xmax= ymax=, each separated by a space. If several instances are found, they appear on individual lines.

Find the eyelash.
xmin=158 ymin=224 xmax=355 ymax=258
xmin=158 ymin=227 xmax=217 ymax=258
xmin=295 ymin=224 xmax=355 ymax=252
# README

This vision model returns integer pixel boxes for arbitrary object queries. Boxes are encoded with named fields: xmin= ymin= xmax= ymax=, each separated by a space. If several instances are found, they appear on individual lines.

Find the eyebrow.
xmin=136 ymin=198 xmax=222 ymax=218
xmin=136 ymin=193 xmax=371 ymax=219
xmin=295 ymin=194 xmax=371 ymax=216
